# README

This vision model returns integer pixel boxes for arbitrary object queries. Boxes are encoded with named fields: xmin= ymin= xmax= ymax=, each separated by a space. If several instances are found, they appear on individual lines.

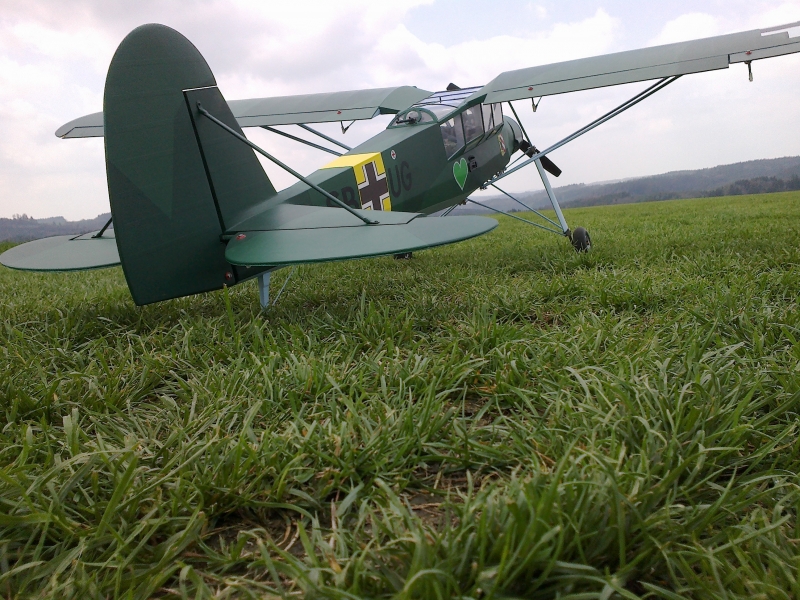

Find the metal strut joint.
xmin=297 ymin=124 xmax=353 ymax=151
xmin=196 ymin=103 xmax=377 ymax=225
xmin=92 ymin=217 xmax=113 ymax=238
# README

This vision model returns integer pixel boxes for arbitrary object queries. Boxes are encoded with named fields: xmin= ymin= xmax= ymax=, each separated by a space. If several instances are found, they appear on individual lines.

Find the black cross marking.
xmin=358 ymin=161 xmax=390 ymax=210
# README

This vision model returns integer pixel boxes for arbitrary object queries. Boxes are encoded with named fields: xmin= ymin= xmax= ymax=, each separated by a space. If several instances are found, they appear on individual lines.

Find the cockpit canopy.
xmin=390 ymin=86 xmax=504 ymax=159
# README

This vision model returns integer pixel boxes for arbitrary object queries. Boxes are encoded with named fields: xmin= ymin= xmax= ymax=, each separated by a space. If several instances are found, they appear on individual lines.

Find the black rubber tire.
xmin=394 ymin=252 xmax=413 ymax=260
xmin=571 ymin=227 xmax=591 ymax=252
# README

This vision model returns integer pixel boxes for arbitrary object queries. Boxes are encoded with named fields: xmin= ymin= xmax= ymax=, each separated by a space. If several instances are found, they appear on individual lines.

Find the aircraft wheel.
xmin=394 ymin=252 xmax=413 ymax=260
xmin=571 ymin=227 xmax=591 ymax=252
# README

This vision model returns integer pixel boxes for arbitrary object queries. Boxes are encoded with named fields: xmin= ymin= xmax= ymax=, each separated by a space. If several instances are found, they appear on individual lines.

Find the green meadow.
xmin=1 ymin=192 xmax=799 ymax=598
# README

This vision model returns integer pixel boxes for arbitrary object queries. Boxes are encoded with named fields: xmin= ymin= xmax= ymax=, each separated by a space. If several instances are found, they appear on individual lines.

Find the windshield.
xmin=390 ymin=86 xmax=482 ymax=127
xmin=391 ymin=108 xmax=435 ymax=126
xmin=425 ymin=105 xmax=458 ymax=120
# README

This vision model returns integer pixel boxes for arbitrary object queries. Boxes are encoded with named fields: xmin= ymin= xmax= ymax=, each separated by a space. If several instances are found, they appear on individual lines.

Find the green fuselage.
xmin=234 ymin=117 xmax=520 ymax=231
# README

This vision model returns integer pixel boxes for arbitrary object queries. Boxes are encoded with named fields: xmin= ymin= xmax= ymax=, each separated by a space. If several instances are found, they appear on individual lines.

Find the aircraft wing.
xmin=230 ymin=86 xmax=431 ymax=127
xmin=55 ymin=86 xmax=431 ymax=139
xmin=477 ymin=21 xmax=800 ymax=103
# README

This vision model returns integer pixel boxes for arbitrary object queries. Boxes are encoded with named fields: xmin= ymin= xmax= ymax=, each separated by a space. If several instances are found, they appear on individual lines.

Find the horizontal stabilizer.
xmin=0 ymin=231 xmax=120 ymax=272
xmin=226 ymin=215 xmax=497 ymax=266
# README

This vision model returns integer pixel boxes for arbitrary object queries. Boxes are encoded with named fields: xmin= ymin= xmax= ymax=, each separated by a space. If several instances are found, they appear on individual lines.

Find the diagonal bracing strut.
xmin=197 ymin=103 xmax=377 ymax=226
xmin=297 ymin=124 xmax=353 ymax=152
xmin=490 ymin=184 xmax=561 ymax=229
xmin=261 ymin=126 xmax=342 ymax=156
xmin=465 ymin=199 xmax=563 ymax=234
xmin=92 ymin=217 xmax=113 ymax=238
xmin=490 ymin=75 xmax=682 ymax=186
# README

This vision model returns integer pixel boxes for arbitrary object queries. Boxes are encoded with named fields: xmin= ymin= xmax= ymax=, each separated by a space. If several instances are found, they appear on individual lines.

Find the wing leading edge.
xmin=473 ymin=22 xmax=800 ymax=104
xmin=55 ymin=86 xmax=432 ymax=139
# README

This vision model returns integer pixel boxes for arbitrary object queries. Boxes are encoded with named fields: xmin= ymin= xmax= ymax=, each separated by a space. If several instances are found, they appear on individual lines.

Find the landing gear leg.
xmin=257 ymin=267 xmax=296 ymax=309
xmin=258 ymin=272 xmax=271 ymax=308
xmin=534 ymin=158 xmax=590 ymax=252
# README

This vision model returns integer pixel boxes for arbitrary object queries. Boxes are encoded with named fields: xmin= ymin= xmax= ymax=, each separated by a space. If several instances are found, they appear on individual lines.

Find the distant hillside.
xmin=704 ymin=175 xmax=800 ymax=198
xmin=453 ymin=156 xmax=800 ymax=214
xmin=0 ymin=213 xmax=110 ymax=243
xmin=4 ymin=157 xmax=800 ymax=242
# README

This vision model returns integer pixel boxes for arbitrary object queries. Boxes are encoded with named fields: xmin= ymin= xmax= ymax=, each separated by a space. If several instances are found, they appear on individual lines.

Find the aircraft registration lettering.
xmin=321 ymin=152 xmax=391 ymax=211
xmin=387 ymin=161 xmax=412 ymax=198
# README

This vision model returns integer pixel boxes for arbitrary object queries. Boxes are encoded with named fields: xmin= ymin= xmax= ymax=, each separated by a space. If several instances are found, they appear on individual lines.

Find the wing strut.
xmin=297 ymin=124 xmax=353 ymax=151
xmin=490 ymin=75 xmax=682 ymax=186
xmin=490 ymin=184 xmax=562 ymax=230
xmin=465 ymin=199 xmax=562 ymax=235
xmin=505 ymin=100 xmax=564 ymax=176
xmin=261 ymin=126 xmax=342 ymax=156
xmin=91 ymin=217 xmax=113 ymax=239
xmin=481 ymin=75 xmax=681 ymax=244
xmin=196 ymin=103 xmax=378 ymax=226
xmin=506 ymin=101 xmax=532 ymax=145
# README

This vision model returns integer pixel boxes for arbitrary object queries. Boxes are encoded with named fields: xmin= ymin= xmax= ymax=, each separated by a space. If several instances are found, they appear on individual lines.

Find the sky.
xmin=1 ymin=0 xmax=800 ymax=220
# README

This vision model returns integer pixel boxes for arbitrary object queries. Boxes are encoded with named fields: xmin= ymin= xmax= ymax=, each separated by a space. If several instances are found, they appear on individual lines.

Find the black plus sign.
xmin=358 ymin=161 xmax=389 ymax=210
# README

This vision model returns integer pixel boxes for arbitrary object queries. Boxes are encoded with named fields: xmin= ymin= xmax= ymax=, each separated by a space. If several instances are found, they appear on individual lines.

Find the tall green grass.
xmin=1 ymin=192 xmax=799 ymax=598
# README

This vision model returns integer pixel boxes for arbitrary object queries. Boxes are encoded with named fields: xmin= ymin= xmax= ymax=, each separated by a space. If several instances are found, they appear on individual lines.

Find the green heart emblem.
xmin=453 ymin=158 xmax=468 ymax=190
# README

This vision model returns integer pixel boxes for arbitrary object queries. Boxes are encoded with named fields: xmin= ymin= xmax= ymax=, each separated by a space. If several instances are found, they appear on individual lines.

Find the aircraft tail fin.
xmin=104 ymin=23 xmax=275 ymax=305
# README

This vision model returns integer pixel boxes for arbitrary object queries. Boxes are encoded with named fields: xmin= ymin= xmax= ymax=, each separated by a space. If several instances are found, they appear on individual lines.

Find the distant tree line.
xmin=704 ymin=175 xmax=800 ymax=197
xmin=0 ymin=213 xmax=110 ymax=244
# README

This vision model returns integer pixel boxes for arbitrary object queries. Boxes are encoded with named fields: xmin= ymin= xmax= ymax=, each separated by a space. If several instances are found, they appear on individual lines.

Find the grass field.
xmin=1 ymin=192 xmax=799 ymax=599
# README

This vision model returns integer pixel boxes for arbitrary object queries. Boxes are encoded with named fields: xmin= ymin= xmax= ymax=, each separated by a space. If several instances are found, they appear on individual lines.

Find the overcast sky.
xmin=2 ymin=0 xmax=799 ymax=220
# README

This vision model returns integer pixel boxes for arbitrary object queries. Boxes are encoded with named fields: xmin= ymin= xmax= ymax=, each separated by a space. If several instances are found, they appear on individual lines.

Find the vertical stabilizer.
xmin=104 ymin=23 xmax=274 ymax=305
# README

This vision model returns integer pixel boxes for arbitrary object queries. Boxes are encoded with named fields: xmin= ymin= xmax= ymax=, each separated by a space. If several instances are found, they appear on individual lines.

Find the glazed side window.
xmin=440 ymin=113 xmax=465 ymax=158
xmin=482 ymin=104 xmax=494 ymax=133
xmin=462 ymin=106 xmax=483 ymax=142
xmin=492 ymin=103 xmax=503 ymax=128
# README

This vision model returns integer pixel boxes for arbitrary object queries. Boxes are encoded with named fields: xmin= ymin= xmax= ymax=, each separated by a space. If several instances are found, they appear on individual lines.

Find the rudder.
xmin=104 ymin=23 xmax=275 ymax=305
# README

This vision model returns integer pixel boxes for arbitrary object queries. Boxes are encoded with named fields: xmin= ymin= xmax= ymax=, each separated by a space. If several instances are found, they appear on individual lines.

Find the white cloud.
xmin=0 ymin=1 xmax=799 ymax=219
xmin=748 ymin=2 xmax=800 ymax=29
xmin=0 ymin=2 xmax=624 ymax=218
xmin=526 ymin=3 xmax=548 ymax=19
xmin=11 ymin=22 xmax=115 ymax=70
xmin=649 ymin=13 xmax=721 ymax=46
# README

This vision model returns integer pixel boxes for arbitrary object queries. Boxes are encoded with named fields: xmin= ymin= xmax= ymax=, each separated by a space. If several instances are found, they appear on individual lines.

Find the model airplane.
xmin=2 ymin=22 xmax=799 ymax=306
